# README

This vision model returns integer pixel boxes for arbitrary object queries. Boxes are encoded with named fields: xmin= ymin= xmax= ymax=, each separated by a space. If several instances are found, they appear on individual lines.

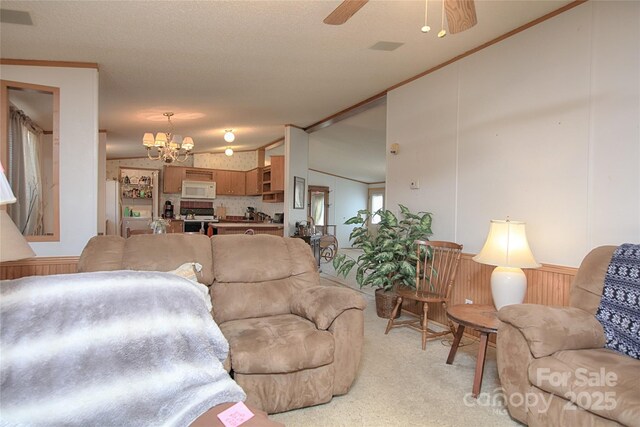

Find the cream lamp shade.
xmin=0 ymin=162 xmax=36 ymax=262
xmin=181 ymin=137 xmax=194 ymax=151
xmin=473 ymin=219 xmax=540 ymax=310
xmin=1 ymin=211 xmax=36 ymax=262
xmin=142 ymin=133 xmax=155 ymax=147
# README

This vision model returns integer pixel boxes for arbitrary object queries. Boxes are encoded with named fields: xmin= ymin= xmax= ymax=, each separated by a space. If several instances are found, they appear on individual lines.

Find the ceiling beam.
xmin=304 ymin=94 xmax=386 ymax=134
xmin=0 ymin=58 xmax=99 ymax=69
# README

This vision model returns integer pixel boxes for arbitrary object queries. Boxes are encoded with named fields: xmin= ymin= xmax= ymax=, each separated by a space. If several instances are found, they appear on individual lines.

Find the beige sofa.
xmin=79 ymin=233 xmax=367 ymax=414
xmin=496 ymin=246 xmax=640 ymax=426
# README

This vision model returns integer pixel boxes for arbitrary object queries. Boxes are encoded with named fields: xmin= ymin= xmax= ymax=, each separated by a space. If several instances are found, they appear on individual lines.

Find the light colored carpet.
xmin=270 ymin=255 xmax=520 ymax=427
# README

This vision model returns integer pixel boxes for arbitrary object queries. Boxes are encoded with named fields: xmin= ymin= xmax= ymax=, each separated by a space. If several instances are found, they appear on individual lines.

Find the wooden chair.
xmin=385 ymin=240 xmax=463 ymax=350
xmin=317 ymin=225 xmax=338 ymax=263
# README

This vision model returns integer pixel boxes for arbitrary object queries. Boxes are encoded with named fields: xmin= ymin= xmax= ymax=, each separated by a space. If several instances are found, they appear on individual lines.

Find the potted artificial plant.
xmin=332 ymin=204 xmax=433 ymax=318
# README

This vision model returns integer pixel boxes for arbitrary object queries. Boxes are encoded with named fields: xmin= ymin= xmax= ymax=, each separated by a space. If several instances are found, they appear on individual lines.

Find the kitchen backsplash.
xmin=213 ymin=196 xmax=283 ymax=218
xmin=164 ymin=194 xmax=283 ymax=218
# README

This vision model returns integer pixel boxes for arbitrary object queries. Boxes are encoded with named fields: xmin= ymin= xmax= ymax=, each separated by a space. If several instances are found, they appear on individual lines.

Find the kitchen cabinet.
xmin=245 ymin=168 xmax=262 ymax=196
xmin=270 ymin=156 xmax=284 ymax=192
xmin=216 ymin=170 xmax=246 ymax=196
xmin=262 ymin=155 xmax=285 ymax=202
xmin=163 ymin=166 xmax=216 ymax=193
xmin=168 ymin=219 xmax=183 ymax=233
xmin=163 ymin=166 xmax=185 ymax=193
xmin=185 ymin=168 xmax=216 ymax=182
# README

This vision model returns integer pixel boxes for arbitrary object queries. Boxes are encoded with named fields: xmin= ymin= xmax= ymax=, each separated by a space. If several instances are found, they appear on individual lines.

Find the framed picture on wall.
xmin=294 ymin=176 xmax=305 ymax=209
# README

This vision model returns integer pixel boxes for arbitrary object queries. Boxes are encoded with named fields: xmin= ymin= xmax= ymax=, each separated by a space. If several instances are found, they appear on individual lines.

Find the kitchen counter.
xmin=209 ymin=222 xmax=284 ymax=236
xmin=213 ymin=222 xmax=283 ymax=228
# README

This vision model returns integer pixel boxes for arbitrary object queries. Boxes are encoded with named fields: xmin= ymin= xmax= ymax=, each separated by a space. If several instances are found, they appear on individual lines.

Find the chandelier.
xmin=142 ymin=112 xmax=194 ymax=163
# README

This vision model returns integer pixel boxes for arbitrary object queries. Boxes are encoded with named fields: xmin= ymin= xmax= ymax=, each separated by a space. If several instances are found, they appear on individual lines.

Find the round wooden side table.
xmin=446 ymin=304 xmax=499 ymax=398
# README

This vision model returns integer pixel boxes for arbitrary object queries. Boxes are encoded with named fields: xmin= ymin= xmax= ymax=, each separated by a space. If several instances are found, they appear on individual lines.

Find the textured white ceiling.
xmin=1 ymin=0 xmax=573 ymax=170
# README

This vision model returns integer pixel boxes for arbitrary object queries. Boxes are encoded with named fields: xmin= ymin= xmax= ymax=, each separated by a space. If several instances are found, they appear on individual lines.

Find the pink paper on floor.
xmin=216 ymin=401 xmax=255 ymax=427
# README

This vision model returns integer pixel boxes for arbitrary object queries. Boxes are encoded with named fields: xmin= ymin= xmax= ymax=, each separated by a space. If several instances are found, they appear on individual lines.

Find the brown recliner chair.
xmin=79 ymin=233 xmax=367 ymax=414
xmin=496 ymin=246 xmax=640 ymax=426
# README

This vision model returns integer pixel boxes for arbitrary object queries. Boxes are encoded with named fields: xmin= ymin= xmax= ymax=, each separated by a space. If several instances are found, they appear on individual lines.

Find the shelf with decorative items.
xmin=121 ymin=183 xmax=154 ymax=199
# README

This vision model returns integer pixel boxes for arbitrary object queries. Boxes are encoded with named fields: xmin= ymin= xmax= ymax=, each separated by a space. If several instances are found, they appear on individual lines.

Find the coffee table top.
xmin=447 ymin=304 xmax=499 ymax=333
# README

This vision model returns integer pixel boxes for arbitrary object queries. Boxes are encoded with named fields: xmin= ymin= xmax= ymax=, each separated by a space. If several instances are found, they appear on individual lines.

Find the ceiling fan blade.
xmin=444 ymin=0 xmax=477 ymax=34
xmin=323 ymin=0 xmax=369 ymax=25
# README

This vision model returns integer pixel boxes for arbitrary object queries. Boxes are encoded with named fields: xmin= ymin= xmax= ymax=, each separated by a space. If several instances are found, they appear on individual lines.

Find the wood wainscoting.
xmin=0 ymin=257 xmax=79 ymax=280
xmin=404 ymin=253 xmax=578 ymax=343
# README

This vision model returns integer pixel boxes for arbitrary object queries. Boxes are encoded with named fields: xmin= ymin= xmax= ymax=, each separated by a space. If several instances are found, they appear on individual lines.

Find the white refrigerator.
xmin=105 ymin=170 xmax=159 ymax=237
xmin=105 ymin=179 xmax=120 ymax=236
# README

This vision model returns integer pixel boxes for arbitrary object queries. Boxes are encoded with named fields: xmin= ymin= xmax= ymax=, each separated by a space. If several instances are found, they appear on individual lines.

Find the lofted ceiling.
xmin=1 ymin=0 xmax=574 ymax=176
xmin=309 ymin=100 xmax=387 ymax=183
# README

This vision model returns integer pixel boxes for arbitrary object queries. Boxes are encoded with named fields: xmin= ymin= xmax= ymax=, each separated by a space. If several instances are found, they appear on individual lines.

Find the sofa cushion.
xmin=212 ymin=235 xmax=293 ymax=283
xmin=121 ymin=234 xmax=214 ymax=285
xmin=211 ymin=278 xmax=295 ymax=323
xmin=528 ymin=348 xmax=640 ymax=426
xmin=570 ymin=246 xmax=616 ymax=315
xmin=499 ymin=304 xmax=606 ymax=358
xmin=220 ymin=314 xmax=334 ymax=374
xmin=78 ymin=235 xmax=126 ymax=271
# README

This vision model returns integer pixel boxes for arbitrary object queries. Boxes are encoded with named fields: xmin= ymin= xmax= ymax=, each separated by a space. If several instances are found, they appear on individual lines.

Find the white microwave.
xmin=181 ymin=180 xmax=216 ymax=199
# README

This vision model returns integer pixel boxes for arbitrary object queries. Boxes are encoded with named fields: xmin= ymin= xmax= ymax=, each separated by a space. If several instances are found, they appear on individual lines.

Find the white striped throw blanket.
xmin=0 ymin=271 xmax=246 ymax=426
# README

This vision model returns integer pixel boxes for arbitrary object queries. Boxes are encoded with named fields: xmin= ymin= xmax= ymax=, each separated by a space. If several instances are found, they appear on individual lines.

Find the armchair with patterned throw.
xmin=496 ymin=245 xmax=640 ymax=427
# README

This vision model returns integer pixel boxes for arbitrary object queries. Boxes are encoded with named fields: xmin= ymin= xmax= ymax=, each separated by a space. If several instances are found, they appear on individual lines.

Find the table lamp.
xmin=473 ymin=219 xmax=540 ymax=310
xmin=0 ymin=163 xmax=36 ymax=262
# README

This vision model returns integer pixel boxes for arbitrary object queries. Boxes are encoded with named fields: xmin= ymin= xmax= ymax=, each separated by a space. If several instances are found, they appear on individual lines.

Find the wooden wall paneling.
xmin=0 ymin=257 xmax=79 ymax=280
xmin=402 ymin=254 xmax=577 ymax=344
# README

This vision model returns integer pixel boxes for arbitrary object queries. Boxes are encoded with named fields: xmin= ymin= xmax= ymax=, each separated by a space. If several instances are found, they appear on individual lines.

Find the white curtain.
xmin=311 ymin=192 xmax=325 ymax=226
xmin=8 ymin=106 xmax=44 ymax=235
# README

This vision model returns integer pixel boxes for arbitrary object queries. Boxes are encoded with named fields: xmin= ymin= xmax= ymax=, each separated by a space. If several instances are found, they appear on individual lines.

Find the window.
xmin=368 ymin=188 xmax=384 ymax=225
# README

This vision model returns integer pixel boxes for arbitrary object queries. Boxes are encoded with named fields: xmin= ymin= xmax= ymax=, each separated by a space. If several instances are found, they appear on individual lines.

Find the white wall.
xmin=308 ymin=170 xmax=368 ymax=248
xmin=386 ymin=1 xmax=639 ymax=267
xmin=1 ymin=64 xmax=99 ymax=256
xmin=285 ymin=126 xmax=309 ymax=236
xmin=97 ymin=131 xmax=107 ymax=235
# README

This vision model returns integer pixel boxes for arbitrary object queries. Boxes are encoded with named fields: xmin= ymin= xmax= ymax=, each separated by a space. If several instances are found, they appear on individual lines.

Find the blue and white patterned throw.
xmin=596 ymin=243 xmax=640 ymax=359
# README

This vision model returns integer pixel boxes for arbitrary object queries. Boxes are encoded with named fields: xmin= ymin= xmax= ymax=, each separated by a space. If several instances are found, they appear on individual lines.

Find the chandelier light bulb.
xmin=224 ymin=130 xmax=235 ymax=143
xmin=225 ymin=147 xmax=234 ymax=157
xmin=421 ymin=25 xmax=431 ymax=33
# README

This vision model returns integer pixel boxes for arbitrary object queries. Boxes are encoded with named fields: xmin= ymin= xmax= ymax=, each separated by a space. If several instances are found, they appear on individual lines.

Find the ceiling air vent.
xmin=369 ymin=41 xmax=404 ymax=52
xmin=0 ymin=9 xmax=33 ymax=25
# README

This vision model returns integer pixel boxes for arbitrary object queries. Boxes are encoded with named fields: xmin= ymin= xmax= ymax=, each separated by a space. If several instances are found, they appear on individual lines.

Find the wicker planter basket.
xmin=375 ymin=288 xmax=401 ymax=319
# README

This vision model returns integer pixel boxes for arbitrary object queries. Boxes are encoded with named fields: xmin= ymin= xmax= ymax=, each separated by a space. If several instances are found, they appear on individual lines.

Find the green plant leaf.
xmin=337 ymin=259 xmax=356 ymax=277
xmin=345 ymin=216 xmax=364 ymax=225
xmin=337 ymin=204 xmax=435 ymax=290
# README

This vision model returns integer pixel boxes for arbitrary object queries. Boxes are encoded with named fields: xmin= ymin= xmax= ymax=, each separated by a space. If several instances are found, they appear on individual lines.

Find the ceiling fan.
xmin=323 ymin=0 xmax=478 ymax=35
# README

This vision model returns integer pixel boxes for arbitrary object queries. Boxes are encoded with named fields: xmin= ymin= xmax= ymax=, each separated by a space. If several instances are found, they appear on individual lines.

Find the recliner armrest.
xmin=498 ymin=304 xmax=606 ymax=358
xmin=290 ymin=286 xmax=367 ymax=330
